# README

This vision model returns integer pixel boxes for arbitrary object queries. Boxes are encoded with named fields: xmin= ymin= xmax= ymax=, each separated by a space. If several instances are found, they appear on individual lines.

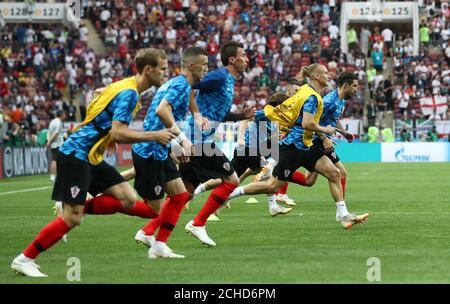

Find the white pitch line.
xmin=0 ymin=186 xmax=52 ymax=196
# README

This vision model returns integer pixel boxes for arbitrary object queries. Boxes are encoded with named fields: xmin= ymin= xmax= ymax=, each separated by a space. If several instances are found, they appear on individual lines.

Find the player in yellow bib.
xmin=12 ymin=49 xmax=175 ymax=277
xmin=228 ymin=64 xmax=368 ymax=230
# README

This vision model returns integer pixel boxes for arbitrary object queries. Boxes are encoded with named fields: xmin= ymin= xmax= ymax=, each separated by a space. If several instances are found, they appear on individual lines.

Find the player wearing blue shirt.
xmin=181 ymin=42 xmax=256 ymax=247
xmin=305 ymin=73 xmax=361 ymax=207
xmin=132 ymin=75 xmax=191 ymax=161
xmin=12 ymin=48 xmax=174 ymax=277
xmin=187 ymin=93 xmax=295 ymax=217
xmin=132 ymin=46 xmax=209 ymax=259
xmin=229 ymin=68 xmax=369 ymax=230
xmin=231 ymin=106 xmax=278 ymax=180
xmin=183 ymin=67 xmax=238 ymax=143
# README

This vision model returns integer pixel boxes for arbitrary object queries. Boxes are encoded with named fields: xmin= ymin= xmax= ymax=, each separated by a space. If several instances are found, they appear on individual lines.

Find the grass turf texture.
xmin=1 ymin=163 xmax=449 ymax=283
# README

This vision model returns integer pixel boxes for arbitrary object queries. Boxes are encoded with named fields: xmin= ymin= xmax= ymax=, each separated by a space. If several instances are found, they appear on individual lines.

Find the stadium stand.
xmin=0 ymin=0 xmax=449 ymax=146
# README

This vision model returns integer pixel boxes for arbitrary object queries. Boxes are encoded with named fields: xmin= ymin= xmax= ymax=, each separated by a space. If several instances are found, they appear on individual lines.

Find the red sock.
xmin=122 ymin=200 xmax=159 ymax=218
xmin=277 ymin=182 xmax=288 ymax=195
xmin=23 ymin=217 xmax=71 ymax=259
xmin=141 ymin=197 xmax=170 ymax=235
xmin=291 ymin=171 xmax=307 ymax=186
xmin=142 ymin=217 xmax=161 ymax=236
xmin=341 ymin=177 xmax=346 ymax=197
xmin=84 ymin=195 xmax=123 ymax=214
xmin=155 ymin=192 xmax=190 ymax=243
xmin=193 ymin=181 xmax=237 ymax=227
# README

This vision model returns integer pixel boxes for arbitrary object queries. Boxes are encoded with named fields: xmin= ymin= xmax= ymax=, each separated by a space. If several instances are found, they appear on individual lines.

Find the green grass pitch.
xmin=1 ymin=163 xmax=449 ymax=283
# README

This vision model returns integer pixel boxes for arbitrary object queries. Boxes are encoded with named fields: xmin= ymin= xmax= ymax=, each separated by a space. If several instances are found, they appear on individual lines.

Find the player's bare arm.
xmin=224 ymin=104 xmax=256 ymax=121
xmin=302 ymin=112 xmax=335 ymax=135
xmin=336 ymin=120 xmax=354 ymax=142
xmin=237 ymin=119 xmax=250 ymax=147
xmin=317 ymin=131 xmax=335 ymax=152
xmin=156 ymin=100 xmax=192 ymax=162
xmin=111 ymin=121 xmax=174 ymax=145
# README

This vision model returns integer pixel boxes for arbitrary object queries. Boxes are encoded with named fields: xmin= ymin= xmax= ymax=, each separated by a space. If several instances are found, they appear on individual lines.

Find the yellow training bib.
xmin=263 ymin=84 xmax=323 ymax=148
xmin=73 ymin=77 xmax=141 ymax=165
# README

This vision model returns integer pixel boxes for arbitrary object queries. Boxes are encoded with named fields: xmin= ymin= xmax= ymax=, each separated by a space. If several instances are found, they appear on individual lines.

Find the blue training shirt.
xmin=244 ymin=109 xmax=276 ymax=148
xmin=60 ymin=89 xmax=139 ymax=162
xmin=318 ymin=89 xmax=345 ymax=139
xmin=182 ymin=67 xmax=235 ymax=144
xmin=281 ymin=95 xmax=318 ymax=150
xmin=132 ymin=74 xmax=191 ymax=161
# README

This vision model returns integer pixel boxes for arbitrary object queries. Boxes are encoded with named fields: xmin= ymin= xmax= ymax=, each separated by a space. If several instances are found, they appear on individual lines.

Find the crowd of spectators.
xmin=358 ymin=0 xmax=449 ymax=135
xmin=0 ymin=20 xmax=97 ymax=146
xmin=1 ymin=0 xmax=449 ymax=146
xmin=0 ymin=0 xmax=134 ymax=146
xmin=87 ymin=0 xmax=449 ymax=129
xmin=87 ymin=0 xmax=369 ymax=118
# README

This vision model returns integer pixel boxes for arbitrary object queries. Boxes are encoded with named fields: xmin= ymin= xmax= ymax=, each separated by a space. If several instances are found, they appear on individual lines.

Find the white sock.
xmin=193 ymin=184 xmax=206 ymax=198
xmin=50 ymin=175 xmax=56 ymax=182
xmin=267 ymin=158 xmax=277 ymax=166
xmin=336 ymin=201 xmax=349 ymax=218
xmin=229 ymin=186 xmax=245 ymax=200
xmin=267 ymin=195 xmax=278 ymax=209
xmin=152 ymin=240 xmax=165 ymax=252
xmin=18 ymin=253 xmax=34 ymax=262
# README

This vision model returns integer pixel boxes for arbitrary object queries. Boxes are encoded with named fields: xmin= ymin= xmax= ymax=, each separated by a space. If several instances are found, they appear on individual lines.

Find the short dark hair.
xmin=337 ymin=72 xmax=358 ymax=87
xmin=56 ymin=110 xmax=64 ymax=117
xmin=267 ymin=92 xmax=289 ymax=107
xmin=220 ymin=41 xmax=244 ymax=66
xmin=181 ymin=46 xmax=208 ymax=68
xmin=134 ymin=48 xmax=167 ymax=74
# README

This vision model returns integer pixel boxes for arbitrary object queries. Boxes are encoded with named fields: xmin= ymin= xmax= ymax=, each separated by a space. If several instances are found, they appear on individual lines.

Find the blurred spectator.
xmin=35 ymin=121 xmax=48 ymax=146
xmin=375 ymin=87 xmax=387 ymax=123
xmin=368 ymin=125 xmax=380 ymax=143
xmin=46 ymin=110 xmax=66 ymax=182
xmin=3 ymin=122 xmax=26 ymax=147
xmin=426 ymin=125 xmax=438 ymax=142
xmin=206 ymin=37 xmax=219 ymax=66
xmin=384 ymin=76 xmax=394 ymax=112
xmin=373 ymin=70 xmax=385 ymax=94
xmin=360 ymin=126 xmax=369 ymax=142
xmin=328 ymin=22 xmax=339 ymax=40
xmin=395 ymin=87 xmax=411 ymax=120
xmin=400 ymin=127 xmax=413 ymax=142
xmin=381 ymin=27 xmax=394 ymax=57
xmin=366 ymin=64 xmax=377 ymax=97
xmin=367 ymin=99 xmax=377 ymax=127
xmin=381 ymin=126 xmax=395 ymax=142
xmin=420 ymin=19 xmax=431 ymax=45
xmin=63 ymin=100 xmax=77 ymax=122
xmin=433 ymin=90 xmax=448 ymax=120
xmin=371 ymin=46 xmax=384 ymax=71
xmin=347 ymin=26 xmax=357 ymax=53
xmin=10 ymin=105 xmax=24 ymax=124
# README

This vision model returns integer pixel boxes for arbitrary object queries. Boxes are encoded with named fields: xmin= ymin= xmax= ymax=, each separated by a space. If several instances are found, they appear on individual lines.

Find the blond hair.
xmin=295 ymin=63 xmax=322 ymax=84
